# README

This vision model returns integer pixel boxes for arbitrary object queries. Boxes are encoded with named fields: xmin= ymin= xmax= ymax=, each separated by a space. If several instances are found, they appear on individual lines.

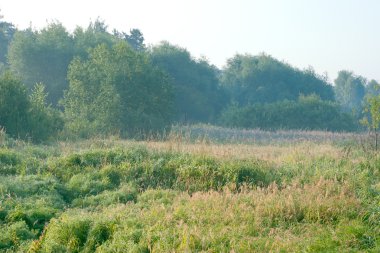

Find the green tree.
xmin=221 ymin=54 xmax=334 ymax=106
xmin=0 ymin=10 xmax=16 ymax=74
xmin=150 ymin=42 xmax=226 ymax=123
xmin=219 ymin=94 xmax=357 ymax=132
xmin=0 ymin=72 xmax=62 ymax=142
xmin=0 ymin=18 xmax=16 ymax=64
xmin=361 ymin=82 xmax=380 ymax=150
xmin=8 ymin=20 xmax=120 ymax=106
xmin=114 ymin=28 xmax=146 ymax=51
xmin=28 ymin=83 xmax=63 ymax=142
xmin=73 ymin=19 xmax=117 ymax=58
xmin=334 ymin=70 xmax=366 ymax=116
xmin=0 ymin=72 xmax=30 ymax=139
xmin=365 ymin=79 xmax=380 ymax=97
xmin=8 ymin=23 xmax=74 ymax=105
xmin=63 ymin=42 xmax=173 ymax=138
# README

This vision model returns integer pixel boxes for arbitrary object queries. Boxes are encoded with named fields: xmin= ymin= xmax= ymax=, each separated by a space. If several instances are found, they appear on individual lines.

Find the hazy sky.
xmin=1 ymin=0 xmax=379 ymax=82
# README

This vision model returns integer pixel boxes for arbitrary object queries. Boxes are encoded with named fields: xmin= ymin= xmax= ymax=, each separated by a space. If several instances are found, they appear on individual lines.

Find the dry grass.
xmin=52 ymin=137 xmax=366 ymax=172
xmin=143 ymin=140 xmax=346 ymax=165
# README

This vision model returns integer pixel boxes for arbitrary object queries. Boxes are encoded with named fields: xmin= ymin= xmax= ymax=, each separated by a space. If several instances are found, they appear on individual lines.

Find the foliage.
xmin=221 ymin=54 xmax=335 ymax=105
xmin=63 ymin=42 xmax=174 ymax=138
xmin=361 ymin=82 xmax=380 ymax=150
xmin=7 ymin=19 xmax=122 ymax=107
xmin=219 ymin=95 xmax=358 ymax=132
xmin=28 ymin=83 xmax=63 ymax=142
xmin=3 ymin=19 xmax=374 ymax=135
xmin=0 ymin=73 xmax=62 ymax=142
xmin=150 ymin=42 xmax=227 ymax=123
xmin=362 ymin=95 xmax=380 ymax=133
xmin=8 ymin=23 xmax=74 ymax=105
xmin=72 ymin=19 xmax=117 ymax=58
xmin=365 ymin=80 xmax=380 ymax=97
xmin=114 ymin=28 xmax=146 ymax=51
xmin=334 ymin=70 xmax=366 ymax=116
xmin=0 ymin=16 xmax=16 ymax=64
xmin=0 ymin=72 xmax=30 ymax=139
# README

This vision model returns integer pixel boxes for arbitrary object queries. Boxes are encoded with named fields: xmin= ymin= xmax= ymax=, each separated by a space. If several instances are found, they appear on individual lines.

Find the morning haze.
xmin=0 ymin=1 xmax=379 ymax=252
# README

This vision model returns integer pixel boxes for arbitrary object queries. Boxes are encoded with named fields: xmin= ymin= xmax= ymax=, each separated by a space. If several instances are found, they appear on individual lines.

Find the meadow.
xmin=0 ymin=127 xmax=379 ymax=252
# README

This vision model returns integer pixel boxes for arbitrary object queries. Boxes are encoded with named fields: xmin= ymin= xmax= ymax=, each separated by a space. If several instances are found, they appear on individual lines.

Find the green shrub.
xmin=121 ymin=159 xmax=177 ymax=190
xmin=0 ymin=73 xmax=62 ymax=142
xmin=67 ymin=173 xmax=115 ymax=199
xmin=40 ymin=215 xmax=92 ymax=253
xmin=0 ymin=72 xmax=30 ymax=140
xmin=48 ymin=149 xmax=136 ymax=182
xmin=0 ymin=175 xmax=63 ymax=198
xmin=6 ymin=203 xmax=59 ymax=232
xmin=28 ymin=83 xmax=63 ymax=143
xmin=0 ymin=221 xmax=36 ymax=250
xmin=0 ymin=149 xmax=21 ymax=175
xmin=83 ymin=220 xmax=117 ymax=252
xmin=219 ymin=95 xmax=358 ymax=132
xmin=137 ymin=189 xmax=178 ymax=207
xmin=71 ymin=184 xmax=138 ymax=208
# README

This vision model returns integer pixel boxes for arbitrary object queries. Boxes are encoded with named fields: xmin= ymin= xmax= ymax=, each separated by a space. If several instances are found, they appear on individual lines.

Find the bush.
xmin=71 ymin=184 xmax=138 ymax=208
xmin=0 ymin=73 xmax=62 ymax=142
xmin=0 ymin=149 xmax=21 ymax=175
xmin=0 ymin=175 xmax=63 ymax=198
xmin=0 ymin=72 xmax=30 ymax=139
xmin=66 ymin=173 xmax=115 ymax=199
xmin=39 ymin=215 xmax=92 ymax=252
xmin=0 ymin=221 xmax=36 ymax=250
xmin=219 ymin=95 xmax=358 ymax=132
xmin=28 ymin=83 xmax=63 ymax=142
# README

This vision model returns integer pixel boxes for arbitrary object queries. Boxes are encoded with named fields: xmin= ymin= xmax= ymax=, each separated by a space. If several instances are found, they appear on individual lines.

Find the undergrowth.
xmin=0 ymin=138 xmax=378 ymax=252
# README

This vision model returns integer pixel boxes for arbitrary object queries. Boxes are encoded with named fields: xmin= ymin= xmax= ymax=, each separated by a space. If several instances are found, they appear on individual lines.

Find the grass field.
xmin=0 ymin=127 xmax=379 ymax=252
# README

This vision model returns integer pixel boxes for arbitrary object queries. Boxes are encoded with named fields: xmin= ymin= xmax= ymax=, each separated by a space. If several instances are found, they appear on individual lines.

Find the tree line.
xmin=0 ymin=16 xmax=379 ymax=142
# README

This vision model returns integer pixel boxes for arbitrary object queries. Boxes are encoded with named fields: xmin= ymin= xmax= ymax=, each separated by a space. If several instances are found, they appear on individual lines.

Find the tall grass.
xmin=0 ymin=126 xmax=379 ymax=252
xmin=170 ymin=124 xmax=363 ymax=144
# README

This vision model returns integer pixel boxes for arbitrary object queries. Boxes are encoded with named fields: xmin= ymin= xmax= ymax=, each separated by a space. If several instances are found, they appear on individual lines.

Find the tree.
xmin=334 ymin=70 xmax=366 ymax=116
xmin=150 ymin=42 xmax=227 ymax=123
xmin=73 ymin=19 xmax=117 ymax=58
xmin=219 ymin=94 xmax=357 ymax=132
xmin=8 ymin=23 xmax=74 ymax=105
xmin=0 ymin=22 xmax=16 ymax=64
xmin=0 ymin=72 xmax=30 ymax=139
xmin=62 ymin=42 xmax=173 ymax=138
xmin=0 ymin=10 xmax=15 ymax=74
xmin=365 ymin=79 xmax=380 ymax=97
xmin=0 ymin=10 xmax=16 ymax=65
xmin=361 ymin=82 xmax=380 ymax=150
xmin=7 ymin=20 xmax=150 ymax=108
xmin=221 ymin=54 xmax=335 ymax=106
xmin=28 ymin=83 xmax=63 ymax=142
xmin=114 ymin=28 xmax=146 ymax=51
xmin=0 ymin=72 xmax=62 ymax=142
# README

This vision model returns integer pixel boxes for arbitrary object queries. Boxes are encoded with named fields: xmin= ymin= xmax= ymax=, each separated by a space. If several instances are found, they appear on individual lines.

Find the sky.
xmin=1 ymin=0 xmax=379 ymax=82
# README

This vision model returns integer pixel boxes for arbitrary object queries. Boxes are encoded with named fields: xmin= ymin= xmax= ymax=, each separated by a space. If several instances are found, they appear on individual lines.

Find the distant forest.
xmin=1 ymin=17 xmax=379 ymax=142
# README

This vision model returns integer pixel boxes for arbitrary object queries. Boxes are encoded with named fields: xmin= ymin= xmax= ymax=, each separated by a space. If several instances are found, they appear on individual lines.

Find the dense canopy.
xmin=0 ymin=18 xmax=378 ymax=142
